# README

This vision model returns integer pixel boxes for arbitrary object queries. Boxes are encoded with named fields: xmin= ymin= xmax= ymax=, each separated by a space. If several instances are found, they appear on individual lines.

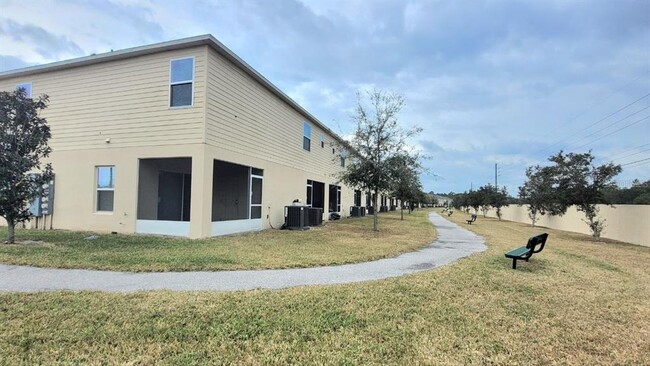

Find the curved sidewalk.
xmin=0 ymin=212 xmax=486 ymax=292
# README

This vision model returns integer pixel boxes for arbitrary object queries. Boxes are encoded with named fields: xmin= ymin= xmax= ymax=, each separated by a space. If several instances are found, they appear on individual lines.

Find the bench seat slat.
xmin=505 ymin=247 xmax=530 ymax=258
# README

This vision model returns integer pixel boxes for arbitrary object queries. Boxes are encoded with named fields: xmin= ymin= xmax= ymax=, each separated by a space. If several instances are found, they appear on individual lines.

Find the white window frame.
xmin=169 ymin=56 xmax=195 ymax=109
xmin=303 ymin=122 xmax=311 ymax=151
xmin=306 ymin=180 xmax=313 ymax=207
xmin=250 ymin=168 xmax=264 ymax=219
xmin=95 ymin=166 xmax=115 ymax=213
xmin=320 ymin=134 xmax=325 ymax=148
xmin=16 ymin=82 xmax=32 ymax=98
xmin=336 ymin=186 xmax=341 ymax=212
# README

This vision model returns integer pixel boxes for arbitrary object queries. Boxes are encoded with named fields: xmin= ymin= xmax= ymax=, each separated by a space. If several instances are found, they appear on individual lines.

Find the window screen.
xmin=303 ymin=122 xmax=311 ymax=151
xmin=170 ymin=58 xmax=194 ymax=107
xmin=96 ymin=166 xmax=115 ymax=212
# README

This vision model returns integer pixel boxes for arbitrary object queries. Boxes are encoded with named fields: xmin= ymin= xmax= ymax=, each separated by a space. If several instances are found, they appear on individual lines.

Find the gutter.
xmin=0 ymin=34 xmax=350 ymax=147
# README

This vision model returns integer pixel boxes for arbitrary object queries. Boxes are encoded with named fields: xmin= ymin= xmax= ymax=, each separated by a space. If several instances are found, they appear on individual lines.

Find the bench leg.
xmin=512 ymin=259 xmax=517 ymax=269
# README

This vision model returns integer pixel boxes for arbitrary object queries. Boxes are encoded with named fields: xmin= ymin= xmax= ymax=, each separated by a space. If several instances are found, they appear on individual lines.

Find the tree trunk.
xmin=400 ymin=207 xmax=404 ymax=220
xmin=373 ymin=189 xmax=379 ymax=231
xmin=6 ymin=221 xmax=15 ymax=244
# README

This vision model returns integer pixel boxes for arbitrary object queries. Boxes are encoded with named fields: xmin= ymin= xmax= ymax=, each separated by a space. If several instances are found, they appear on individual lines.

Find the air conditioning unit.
xmin=380 ymin=205 xmax=389 ymax=212
xmin=308 ymin=207 xmax=323 ymax=226
xmin=390 ymin=205 xmax=396 ymax=211
xmin=350 ymin=206 xmax=363 ymax=217
xmin=367 ymin=206 xmax=375 ymax=215
xmin=285 ymin=206 xmax=310 ymax=230
xmin=360 ymin=206 xmax=366 ymax=217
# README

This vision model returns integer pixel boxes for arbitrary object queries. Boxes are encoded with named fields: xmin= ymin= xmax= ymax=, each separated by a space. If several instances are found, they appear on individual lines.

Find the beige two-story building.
xmin=0 ymin=34 xmax=361 ymax=238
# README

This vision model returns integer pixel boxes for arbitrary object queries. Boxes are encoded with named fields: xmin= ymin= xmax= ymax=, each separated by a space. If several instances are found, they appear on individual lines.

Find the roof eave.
xmin=0 ymin=34 xmax=350 ymax=146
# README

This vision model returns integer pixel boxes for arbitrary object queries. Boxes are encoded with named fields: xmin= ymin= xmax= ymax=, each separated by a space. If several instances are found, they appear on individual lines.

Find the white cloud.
xmin=0 ymin=0 xmax=648 ymax=192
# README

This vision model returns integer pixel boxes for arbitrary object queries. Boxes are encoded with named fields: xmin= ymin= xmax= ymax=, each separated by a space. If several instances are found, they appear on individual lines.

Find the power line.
xmin=497 ymin=70 xmax=650 ymax=177
xmin=528 ymin=69 xmax=650 ymax=144
xmin=499 ymin=92 xmax=650 ymax=174
xmin=621 ymin=157 xmax=650 ymax=167
xmin=566 ymin=105 xmax=650 ymax=149
xmin=527 ymin=91 xmax=650 ymax=159
xmin=571 ymin=115 xmax=650 ymax=151
xmin=611 ymin=148 xmax=650 ymax=164
xmin=606 ymin=143 xmax=650 ymax=161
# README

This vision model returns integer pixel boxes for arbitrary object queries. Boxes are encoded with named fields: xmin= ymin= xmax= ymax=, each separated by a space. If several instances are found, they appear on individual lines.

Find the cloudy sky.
xmin=1 ymin=0 xmax=648 ymax=194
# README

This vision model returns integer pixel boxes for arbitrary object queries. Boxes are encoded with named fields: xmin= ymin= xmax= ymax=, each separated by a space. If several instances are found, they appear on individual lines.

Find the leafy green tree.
xmin=549 ymin=151 xmax=621 ymax=239
xmin=633 ymin=192 xmax=650 ymax=204
xmin=387 ymin=153 xmax=423 ymax=220
xmin=451 ymin=192 xmax=466 ymax=210
xmin=490 ymin=186 xmax=509 ymax=220
xmin=477 ymin=185 xmax=494 ymax=217
xmin=0 ymin=89 xmax=53 ymax=244
xmin=466 ymin=189 xmax=482 ymax=214
xmin=518 ymin=165 xmax=564 ymax=227
xmin=604 ymin=179 xmax=650 ymax=204
xmin=339 ymin=90 xmax=421 ymax=231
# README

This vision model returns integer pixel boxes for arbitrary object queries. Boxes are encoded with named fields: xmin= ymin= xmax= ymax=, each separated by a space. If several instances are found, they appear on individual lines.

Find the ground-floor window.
xmin=306 ymin=179 xmax=325 ymax=209
xmin=251 ymin=170 xmax=263 ymax=219
xmin=354 ymin=190 xmax=362 ymax=206
xmin=306 ymin=180 xmax=313 ymax=206
xmin=329 ymin=184 xmax=341 ymax=213
xmin=96 ymin=166 xmax=115 ymax=212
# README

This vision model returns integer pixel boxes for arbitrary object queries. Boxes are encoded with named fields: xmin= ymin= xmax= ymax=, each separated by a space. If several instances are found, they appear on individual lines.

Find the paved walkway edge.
xmin=0 ymin=212 xmax=486 ymax=292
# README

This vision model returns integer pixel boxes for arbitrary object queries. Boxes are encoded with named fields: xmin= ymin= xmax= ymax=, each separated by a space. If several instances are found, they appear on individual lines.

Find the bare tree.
xmin=338 ymin=89 xmax=422 ymax=231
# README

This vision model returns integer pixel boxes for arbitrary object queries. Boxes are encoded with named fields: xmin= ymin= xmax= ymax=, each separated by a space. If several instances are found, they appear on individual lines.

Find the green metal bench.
xmin=465 ymin=214 xmax=477 ymax=224
xmin=504 ymin=233 xmax=549 ymax=269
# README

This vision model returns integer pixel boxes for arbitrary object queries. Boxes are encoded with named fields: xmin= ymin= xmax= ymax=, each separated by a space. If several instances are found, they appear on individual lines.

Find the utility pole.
xmin=495 ymin=163 xmax=498 ymax=187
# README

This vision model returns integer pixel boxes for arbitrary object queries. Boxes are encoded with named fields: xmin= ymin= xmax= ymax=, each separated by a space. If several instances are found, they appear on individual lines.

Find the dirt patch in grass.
xmin=1 ymin=210 xmax=648 ymax=364
xmin=0 ymin=210 xmax=436 ymax=272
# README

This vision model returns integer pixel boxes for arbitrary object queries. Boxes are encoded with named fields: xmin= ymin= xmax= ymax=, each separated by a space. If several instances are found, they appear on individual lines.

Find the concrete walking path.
xmin=0 ymin=212 xmax=486 ymax=292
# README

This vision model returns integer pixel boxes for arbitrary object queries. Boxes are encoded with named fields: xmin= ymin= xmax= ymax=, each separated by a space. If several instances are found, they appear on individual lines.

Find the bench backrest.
xmin=526 ymin=233 xmax=549 ymax=254
xmin=470 ymin=214 xmax=476 ymax=221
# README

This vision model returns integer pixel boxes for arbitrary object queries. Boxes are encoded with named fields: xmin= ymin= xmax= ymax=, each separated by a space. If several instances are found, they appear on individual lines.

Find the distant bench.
xmin=465 ymin=214 xmax=477 ymax=224
xmin=505 ymin=233 xmax=549 ymax=269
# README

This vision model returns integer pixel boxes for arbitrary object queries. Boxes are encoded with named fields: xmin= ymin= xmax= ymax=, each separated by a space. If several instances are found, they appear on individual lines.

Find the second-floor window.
xmin=303 ymin=122 xmax=311 ymax=151
xmin=16 ymin=82 xmax=32 ymax=98
xmin=170 ymin=57 xmax=194 ymax=107
xmin=340 ymin=149 xmax=348 ymax=167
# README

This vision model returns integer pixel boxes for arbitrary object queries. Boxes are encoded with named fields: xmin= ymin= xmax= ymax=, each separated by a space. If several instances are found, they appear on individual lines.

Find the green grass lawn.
xmin=1 ymin=210 xmax=648 ymax=364
xmin=0 ymin=210 xmax=435 ymax=271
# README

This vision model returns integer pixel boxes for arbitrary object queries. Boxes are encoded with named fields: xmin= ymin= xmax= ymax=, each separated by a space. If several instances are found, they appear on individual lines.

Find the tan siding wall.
xmin=0 ymin=144 xmax=205 ymax=235
xmin=0 ymin=46 xmax=208 ymax=150
xmin=205 ymin=48 xmax=345 ymax=179
xmin=0 ymin=45 xmax=364 ymax=237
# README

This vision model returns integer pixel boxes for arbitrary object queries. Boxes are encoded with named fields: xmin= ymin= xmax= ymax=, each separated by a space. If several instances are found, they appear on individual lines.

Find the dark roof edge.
xmin=0 ymin=34 xmax=350 ymax=146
